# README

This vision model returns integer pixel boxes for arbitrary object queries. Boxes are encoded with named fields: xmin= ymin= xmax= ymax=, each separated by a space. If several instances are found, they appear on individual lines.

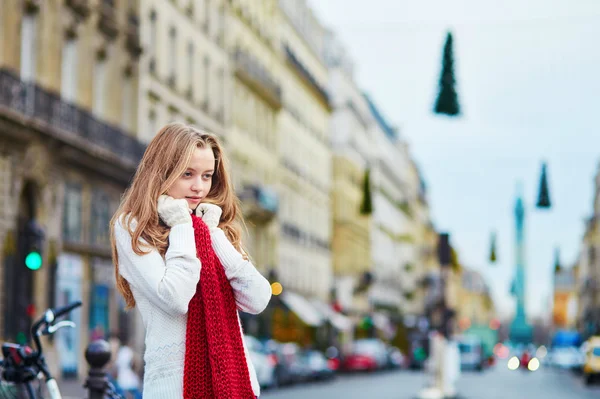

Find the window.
xmin=169 ymin=27 xmax=177 ymax=81
xmin=204 ymin=0 xmax=211 ymax=35
xmin=93 ymin=58 xmax=107 ymax=117
xmin=217 ymin=67 xmax=224 ymax=118
xmin=63 ymin=182 xmax=83 ymax=243
xmin=203 ymin=56 xmax=210 ymax=108
xmin=148 ymin=110 xmax=157 ymax=141
xmin=187 ymin=41 xmax=194 ymax=96
xmin=121 ymin=77 xmax=133 ymax=131
xmin=90 ymin=189 xmax=110 ymax=246
xmin=20 ymin=14 xmax=37 ymax=82
xmin=217 ymin=6 xmax=225 ymax=45
xmin=149 ymin=11 xmax=157 ymax=71
xmin=61 ymin=39 xmax=78 ymax=102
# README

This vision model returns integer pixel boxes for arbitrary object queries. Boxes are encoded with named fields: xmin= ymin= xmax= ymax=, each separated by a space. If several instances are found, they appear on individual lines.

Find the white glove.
xmin=195 ymin=203 xmax=222 ymax=230
xmin=157 ymin=195 xmax=192 ymax=226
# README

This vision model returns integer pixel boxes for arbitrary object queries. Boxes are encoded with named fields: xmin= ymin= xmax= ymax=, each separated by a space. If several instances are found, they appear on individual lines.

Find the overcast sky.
xmin=310 ymin=0 xmax=600 ymax=320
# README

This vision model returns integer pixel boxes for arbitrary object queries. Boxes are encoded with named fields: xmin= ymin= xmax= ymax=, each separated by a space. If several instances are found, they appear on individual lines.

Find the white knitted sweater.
xmin=114 ymin=216 xmax=272 ymax=398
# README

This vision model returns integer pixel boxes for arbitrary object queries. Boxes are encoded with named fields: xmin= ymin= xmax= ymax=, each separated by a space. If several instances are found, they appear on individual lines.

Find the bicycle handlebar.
xmin=51 ymin=301 xmax=82 ymax=321
xmin=30 ymin=301 xmax=82 ymax=359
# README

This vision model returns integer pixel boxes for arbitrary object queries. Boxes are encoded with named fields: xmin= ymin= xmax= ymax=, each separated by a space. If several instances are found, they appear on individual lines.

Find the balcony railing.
xmin=284 ymin=45 xmax=330 ymax=108
xmin=238 ymin=184 xmax=278 ymax=223
xmin=233 ymin=49 xmax=282 ymax=109
xmin=0 ymin=68 xmax=145 ymax=166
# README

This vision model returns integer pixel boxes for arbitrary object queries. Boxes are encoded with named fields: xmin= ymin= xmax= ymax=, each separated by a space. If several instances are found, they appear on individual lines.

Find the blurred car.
xmin=244 ymin=335 xmax=276 ymax=389
xmin=548 ymin=346 xmax=583 ymax=370
xmin=458 ymin=336 xmax=485 ymax=372
xmin=276 ymin=342 xmax=312 ymax=384
xmin=300 ymin=350 xmax=335 ymax=381
xmin=342 ymin=339 xmax=388 ymax=372
xmin=583 ymin=337 xmax=600 ymax=385
xmin=385 ymin=346 xmax=405 ymax=369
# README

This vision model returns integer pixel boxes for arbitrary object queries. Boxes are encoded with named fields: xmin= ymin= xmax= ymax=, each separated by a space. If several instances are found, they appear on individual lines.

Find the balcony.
xmin=233 ymin=49 xmax=282 ymax=109
xmin=284 ymin=45 xmax=330 ymax=109
xmin=0 ymin=68 xmax=145 ymax=173
xmin=65 ymin=0 xmax=91 ymax=19
xmin=98 ymin=0 xmax=119 ymax=39
xmin=239 ymin=184 xmax=278 ymax=223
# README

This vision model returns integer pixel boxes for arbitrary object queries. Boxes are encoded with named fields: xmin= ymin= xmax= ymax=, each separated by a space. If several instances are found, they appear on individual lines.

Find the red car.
xmin=341 ymin=353 xmax=379 ymax=372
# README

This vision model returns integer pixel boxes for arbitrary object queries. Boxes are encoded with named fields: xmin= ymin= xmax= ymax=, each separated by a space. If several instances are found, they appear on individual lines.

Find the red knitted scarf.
xmin=183 ymin=215 xmax=254 ymax=398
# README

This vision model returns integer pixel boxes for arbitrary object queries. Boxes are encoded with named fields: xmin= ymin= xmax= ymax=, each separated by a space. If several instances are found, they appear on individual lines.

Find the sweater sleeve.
xmin=115 ymin=217 xmax=201 ymax=315
xmin=210 ymin=228 xmax=272 ymax=314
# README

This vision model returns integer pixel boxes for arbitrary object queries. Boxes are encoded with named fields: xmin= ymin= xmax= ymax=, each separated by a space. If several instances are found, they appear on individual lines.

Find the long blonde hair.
xmin=110 ymin=123 xmax=245 ymax=309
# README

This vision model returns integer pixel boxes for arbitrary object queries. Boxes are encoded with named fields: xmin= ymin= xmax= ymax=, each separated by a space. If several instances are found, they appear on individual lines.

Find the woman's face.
xmin=167 ymin=146 xmax=215 ymax=211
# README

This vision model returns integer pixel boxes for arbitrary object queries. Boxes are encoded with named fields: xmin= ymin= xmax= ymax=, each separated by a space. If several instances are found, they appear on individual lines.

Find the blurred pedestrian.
xmin=107 ymin=331 xmax=121 ymax=379
xmin=111 ymin=123 xmax=272 ymax=398
xmin=115 ymin=343 xmax=142 ymax=399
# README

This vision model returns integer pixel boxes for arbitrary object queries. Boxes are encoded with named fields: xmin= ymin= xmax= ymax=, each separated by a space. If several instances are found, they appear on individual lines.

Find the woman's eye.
xmin=203 ymin=174 xmax=213 ymax=179
xmin=183 ymin=171 xmax=192 ymax=177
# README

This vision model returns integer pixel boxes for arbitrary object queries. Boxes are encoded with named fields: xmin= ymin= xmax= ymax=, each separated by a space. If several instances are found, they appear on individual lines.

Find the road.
xmin=261 ymin=365 xmax=600 ymax=399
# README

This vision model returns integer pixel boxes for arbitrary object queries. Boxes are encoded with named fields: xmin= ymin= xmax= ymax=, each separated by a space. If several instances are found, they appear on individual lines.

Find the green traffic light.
xmin=25 ymin=251 xmax=42 ymax=270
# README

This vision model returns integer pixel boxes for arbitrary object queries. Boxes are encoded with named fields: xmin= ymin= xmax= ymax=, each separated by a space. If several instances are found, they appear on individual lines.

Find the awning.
xmin=310 ymin=299 xmax=354 ymax=332
xmin=280 ymin=291 xmax=325 ymax=327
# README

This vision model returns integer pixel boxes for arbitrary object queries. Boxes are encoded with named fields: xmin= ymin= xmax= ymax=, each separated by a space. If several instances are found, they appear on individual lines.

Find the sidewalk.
xmin=58 ymin=378 xmax=87 ymax=399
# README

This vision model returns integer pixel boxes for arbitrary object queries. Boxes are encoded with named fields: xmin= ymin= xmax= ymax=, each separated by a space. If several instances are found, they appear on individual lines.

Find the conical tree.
xmin=536 ymin=162 xmax=552 ymax=209
xmin=554 ymin=247 xmax=561 ymax=273
xmin=360 ymin=168 xmax=373 ymax=215
xmin=489 ymin=231 xmax=497 ymax=263
xmin=433 ymin=31 xmax=461 ymax=116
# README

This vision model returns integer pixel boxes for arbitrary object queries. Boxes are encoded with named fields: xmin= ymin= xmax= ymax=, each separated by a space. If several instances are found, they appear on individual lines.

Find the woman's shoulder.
xmin=114 ymin=213 xmax=139 ymax=233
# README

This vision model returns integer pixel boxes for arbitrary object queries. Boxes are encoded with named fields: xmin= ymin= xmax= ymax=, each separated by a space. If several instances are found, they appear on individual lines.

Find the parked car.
xmin=548 ymin=346 xmax=584 ymax=370
xmin=583 ymin=337 xmax=600 ymax=385
xmin=300 ymin=350 xmax=336 ymax=381
xmin=458 ymin=336 xmax=485 ymax=372
xmin=275 ymin=342 xmax=312 ymax=384
xmin=244 ymin=335 xmax=276 ymax=389
xmin=385 ymin=346 xmax=405 ymax=369
xmin=342 ymin=339 xmax=388 ymax=372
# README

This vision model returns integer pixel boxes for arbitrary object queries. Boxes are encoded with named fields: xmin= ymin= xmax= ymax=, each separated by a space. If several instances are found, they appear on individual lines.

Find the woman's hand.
xmin=157 ymin=195 xmax=192 ymax=226
xmin=195 ymin=203 xmax=222 ymax=230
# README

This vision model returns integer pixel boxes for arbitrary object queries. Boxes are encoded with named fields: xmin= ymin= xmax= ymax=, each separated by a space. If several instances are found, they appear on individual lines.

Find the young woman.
xmin=110 ymin=123 xmax=272 ymax=398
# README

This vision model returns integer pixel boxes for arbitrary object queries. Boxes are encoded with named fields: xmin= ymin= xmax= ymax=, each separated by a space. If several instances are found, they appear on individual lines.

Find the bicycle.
xmin=0 ymin=301 xmax=81 ymax=399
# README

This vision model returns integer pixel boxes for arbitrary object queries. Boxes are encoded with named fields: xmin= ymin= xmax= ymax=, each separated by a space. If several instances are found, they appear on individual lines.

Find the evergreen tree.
xmin=536 ymin=162 xmax=552 ymax=209
xmin=360 ymin=168 xmax=373 ymax=215
xmin=489 ymin=231 xmax=497 ymax=263
xmin=554 ymin=247 xmax=561 ymax=273
xmin=433 ymin=31 xmax=461 ymax=116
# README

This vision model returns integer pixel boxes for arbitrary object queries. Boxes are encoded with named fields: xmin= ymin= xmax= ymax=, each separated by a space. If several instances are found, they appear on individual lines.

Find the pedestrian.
xmin=110 ymin=123 xmax=272 ymax=399
xmin=115 ymin=342 xmax=142 ymax=399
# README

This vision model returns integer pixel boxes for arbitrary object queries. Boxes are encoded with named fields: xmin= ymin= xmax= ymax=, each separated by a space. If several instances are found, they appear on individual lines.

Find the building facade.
xmin=553 ymin=266 xmax=578 ymax=330
xmin=0 ymin=0 xmax=144 ymax=379
xmin=227 ymin=0 xmax=280 ymax=276
xmin=278 ymin=0 xmax=332 ymax=303
xmin=576 ymin=163 xmax=600 ymax=338
xmin=137 ymin=0 xmax=230 ymax=141
xmin=364 ymin=96 xmax=420 ymax=320
xmin=457 ymin=268 xmax=495 ymax=330
xmin=324 ymin=32 xmax=373 ymax=319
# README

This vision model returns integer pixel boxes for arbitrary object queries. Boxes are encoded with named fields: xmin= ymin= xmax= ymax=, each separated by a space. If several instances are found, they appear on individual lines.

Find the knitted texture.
xmin=184 ymin=214 xmax=255 ymax=399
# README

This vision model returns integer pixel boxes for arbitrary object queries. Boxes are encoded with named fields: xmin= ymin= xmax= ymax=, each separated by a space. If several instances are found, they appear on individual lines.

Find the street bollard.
xmin=84 ymin=339 xmax=112 ymax=399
